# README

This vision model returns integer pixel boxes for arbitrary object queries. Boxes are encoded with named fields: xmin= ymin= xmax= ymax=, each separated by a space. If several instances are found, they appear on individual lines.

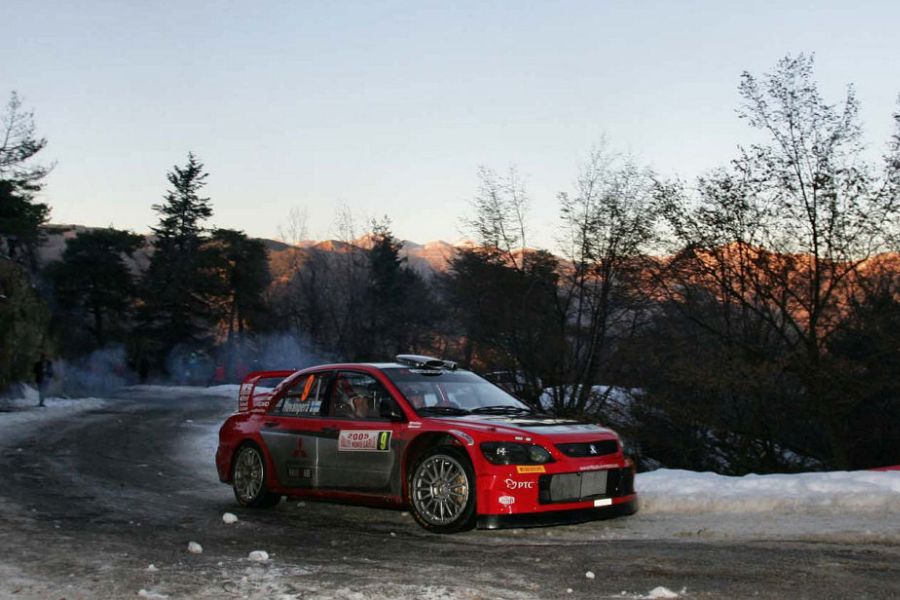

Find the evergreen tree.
xmin=202 ymin=228 xmax=271 ymax=377
xmin=139 ymin=153 xmax=215 ymax=371
xmin=827 ymin=282 xmax=900 ymax=468
xmin=46 ymin=228 xmax=143 ymax=352
xmin=0 ymin=257 xmax=50 ymax=391
xmin=362 ymin=218 xmax=437 ymax=359
xmin=444 ymin=246 xmax=561 ymax=404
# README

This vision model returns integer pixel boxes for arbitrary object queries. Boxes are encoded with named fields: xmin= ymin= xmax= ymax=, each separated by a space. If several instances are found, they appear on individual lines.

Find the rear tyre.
xmin=408 ymin=446 xmax=476 ymax=533
xmin=231 ymin=443 xmax=281 ymax=508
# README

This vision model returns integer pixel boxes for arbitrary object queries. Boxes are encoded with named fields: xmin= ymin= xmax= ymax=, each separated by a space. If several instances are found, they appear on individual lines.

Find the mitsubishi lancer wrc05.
xmin=216 ymin=355 xmax=637 ymax=533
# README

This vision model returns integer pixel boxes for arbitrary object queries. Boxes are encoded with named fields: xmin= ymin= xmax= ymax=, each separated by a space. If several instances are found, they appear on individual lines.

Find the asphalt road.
xmin=1 ymin=388 xmax=898 ymax=599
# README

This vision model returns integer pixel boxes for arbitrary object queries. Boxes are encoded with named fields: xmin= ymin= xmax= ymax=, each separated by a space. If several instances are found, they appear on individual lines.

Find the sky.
xmin=3 ymin=1 xmax=899 ymax=250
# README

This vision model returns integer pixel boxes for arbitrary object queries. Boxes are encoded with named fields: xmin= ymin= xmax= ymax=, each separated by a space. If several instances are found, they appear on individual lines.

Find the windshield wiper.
xmin=417 ymin=406 xmax=471 ymax=416
xmin=470 ymin=405 xmax=536 ymax=416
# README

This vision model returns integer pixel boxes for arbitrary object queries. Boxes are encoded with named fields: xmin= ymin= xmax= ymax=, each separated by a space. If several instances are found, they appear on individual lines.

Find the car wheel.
xmin=408 ymin=446 xmax=476 ymax=533
xmin=231 ymin=443 xmax=281 ymax=508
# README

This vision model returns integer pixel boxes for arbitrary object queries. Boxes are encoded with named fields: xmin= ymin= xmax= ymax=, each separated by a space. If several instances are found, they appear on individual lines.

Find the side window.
xmin=328 ymin=371 xmax=400 ymax=420
xmin=275 ymin=372 xmax=327 ymax=416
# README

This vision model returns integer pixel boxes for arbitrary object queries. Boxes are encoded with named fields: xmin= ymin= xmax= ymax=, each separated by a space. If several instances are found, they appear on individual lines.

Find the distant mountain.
xmin=39 ymin=225 xmax=154 ymax=273
xmin=42 ymin=223 xmax=898 ymax=288
xmin=38 ymin=224 xmax=461 ymax=278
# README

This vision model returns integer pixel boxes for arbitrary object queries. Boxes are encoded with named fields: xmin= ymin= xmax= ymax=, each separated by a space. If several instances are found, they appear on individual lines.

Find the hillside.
xmin=37 ymin=224 xmax=460 ymax=279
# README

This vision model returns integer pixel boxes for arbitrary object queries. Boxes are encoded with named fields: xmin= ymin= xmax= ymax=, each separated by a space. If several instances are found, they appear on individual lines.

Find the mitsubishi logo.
xmin=588 ymin=444 xmax=598 ymax=455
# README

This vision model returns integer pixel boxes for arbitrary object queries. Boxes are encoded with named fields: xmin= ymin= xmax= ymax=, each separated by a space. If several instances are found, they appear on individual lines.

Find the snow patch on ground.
xmin=645 ymin=587 xmax=681 ymax=599
xmin=0 ymin=388 xmax=110 ymax=445
xmin=236 ymin=582 xmax=536 ymax=600
xmin=128 ymin=384 xmax=240 ymax=399
xmin=137 ymin=589 xmax=169 ymax=599
xmin=637 ymin=468 xmax=900 ymax=514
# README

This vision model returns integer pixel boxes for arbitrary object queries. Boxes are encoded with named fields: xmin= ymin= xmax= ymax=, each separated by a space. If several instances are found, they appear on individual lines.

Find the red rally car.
xmin=216 ymin=355 xmax=637 ymax=533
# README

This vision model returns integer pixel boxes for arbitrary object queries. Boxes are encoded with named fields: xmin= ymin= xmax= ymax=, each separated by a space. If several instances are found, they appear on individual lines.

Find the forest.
xmin=2 ymin=55 xmax=898 ymax=475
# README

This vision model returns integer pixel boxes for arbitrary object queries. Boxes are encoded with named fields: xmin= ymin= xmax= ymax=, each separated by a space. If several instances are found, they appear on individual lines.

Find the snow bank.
xmin=637 ymin=468 xmax=900 ymax=514
xmin=0 ymin=388 xmax=110 ymax=445
xmin=128 ymin=384 xmax=241 ymax=398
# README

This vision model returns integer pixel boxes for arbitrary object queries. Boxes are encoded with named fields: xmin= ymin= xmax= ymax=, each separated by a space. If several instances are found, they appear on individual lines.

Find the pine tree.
xmin=139 ymin=153 xmax=215 ymax=372
xmin=0 ymin=257 xmax=50 ymax=391
xmin=46 ymin=228 xmax=143 ymax=352
xmin=202 ymin=228 xmax=271 ymax=377
xmin=362 ymin=218 xmax=439 ymax=359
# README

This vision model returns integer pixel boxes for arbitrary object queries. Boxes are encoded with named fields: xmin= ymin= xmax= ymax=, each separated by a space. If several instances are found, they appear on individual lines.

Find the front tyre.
xmin=409 ymin=446 xmax=476 ymax=533
xmin=231 ymin=443 xmax=281 ymax=508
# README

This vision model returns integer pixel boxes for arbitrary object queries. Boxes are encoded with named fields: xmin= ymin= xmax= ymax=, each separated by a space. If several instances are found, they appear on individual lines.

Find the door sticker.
xmin=338 ymin=430 xmax=392 ymax=452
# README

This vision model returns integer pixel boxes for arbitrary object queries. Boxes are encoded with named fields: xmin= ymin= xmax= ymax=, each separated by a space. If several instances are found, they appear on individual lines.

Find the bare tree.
xmin=548 ymin=147 xmax=656 ymax=414
xmin=464 ymin=166 xmax=529 ymax=270
xmin=0 ymin=92 xmax=50 ymax=184
xmin=653 ymin=54 xmax=900 ymax=468
xmin=0 ymin=92 xmax=52 ymax=266
xmin=277 ymin=206 xmax=309 ymax=247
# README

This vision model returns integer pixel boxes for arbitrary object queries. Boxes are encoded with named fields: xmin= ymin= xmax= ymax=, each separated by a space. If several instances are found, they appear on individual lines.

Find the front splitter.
xmin=476 ymin=496 xmax=638 ymax=530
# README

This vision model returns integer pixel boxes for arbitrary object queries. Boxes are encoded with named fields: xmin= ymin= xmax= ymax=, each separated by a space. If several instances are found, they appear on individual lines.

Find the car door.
xmin=260 ymin=370 xmax=333 ymax=488
xmin=315 ymin=370 xmax=406 ymax=494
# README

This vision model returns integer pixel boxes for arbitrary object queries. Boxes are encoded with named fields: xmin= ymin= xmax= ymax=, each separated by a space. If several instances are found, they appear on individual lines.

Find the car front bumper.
xmin=476 ymin=495 xmax=638 ymax=529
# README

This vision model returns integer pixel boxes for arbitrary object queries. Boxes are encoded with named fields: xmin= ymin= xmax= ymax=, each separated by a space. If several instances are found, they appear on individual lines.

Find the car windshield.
xmin=382 ymin=367 xmax=532 ymax=415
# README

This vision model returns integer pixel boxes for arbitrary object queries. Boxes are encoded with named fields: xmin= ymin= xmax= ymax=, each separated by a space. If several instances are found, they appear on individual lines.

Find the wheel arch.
xmin=403 ymin=431 xmax=476 ymax=501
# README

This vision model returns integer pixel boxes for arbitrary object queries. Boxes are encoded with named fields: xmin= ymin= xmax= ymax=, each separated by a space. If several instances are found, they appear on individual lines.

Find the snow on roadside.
xmin=0 ymin=383 xmax=237 ymax=449
xmin=613 ymin=588 xmax=683 ymax=600
xmin=0 ymin=386 xmax=110 ymax=445
xmin=637 ymin=468 xmax=900 ymax=514
xmin=128 ymin=384 xmax=241 ymax=399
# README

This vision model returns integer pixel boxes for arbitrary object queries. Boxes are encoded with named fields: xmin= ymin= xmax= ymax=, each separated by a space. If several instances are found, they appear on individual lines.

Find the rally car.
xmin=216 ymin=355 xmax=637 ymax=533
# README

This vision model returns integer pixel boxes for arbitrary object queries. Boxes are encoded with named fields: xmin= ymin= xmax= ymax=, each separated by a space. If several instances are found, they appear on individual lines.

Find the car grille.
xmin=538 ymin=467 xmax=634 ymax=504
xmin=555 ymin=439 xmax=619 ymax=458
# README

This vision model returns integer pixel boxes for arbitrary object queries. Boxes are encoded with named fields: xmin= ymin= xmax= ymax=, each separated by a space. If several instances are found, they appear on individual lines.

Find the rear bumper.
xmin=476 ymin=495 xmax=638 ymax=530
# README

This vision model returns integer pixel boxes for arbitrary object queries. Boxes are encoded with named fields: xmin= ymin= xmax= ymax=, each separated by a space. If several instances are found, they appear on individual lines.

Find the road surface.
xmin=1 ymin=388 xmax=898 ymax=599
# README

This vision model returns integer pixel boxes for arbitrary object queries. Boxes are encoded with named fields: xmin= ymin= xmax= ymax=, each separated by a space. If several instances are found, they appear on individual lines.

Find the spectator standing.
xmin=33 ymin=353 xmax=53 ymax=407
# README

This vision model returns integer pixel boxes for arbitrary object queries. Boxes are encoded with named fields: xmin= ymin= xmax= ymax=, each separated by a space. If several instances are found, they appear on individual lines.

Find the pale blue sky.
xmin=3 ymin=1 xmax=899 ymax=249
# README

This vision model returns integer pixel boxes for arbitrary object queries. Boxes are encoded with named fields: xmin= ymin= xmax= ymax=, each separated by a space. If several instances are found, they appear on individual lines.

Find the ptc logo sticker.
xmin=504 ymin=478 xmax=535 ymax=490
xmin=338 ymin=430 xmax=392 ymax=452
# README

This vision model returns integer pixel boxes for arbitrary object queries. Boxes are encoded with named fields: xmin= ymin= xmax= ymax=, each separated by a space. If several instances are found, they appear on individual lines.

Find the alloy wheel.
xmin=411 ymin=454 xmax=470 ymax=526
xmin=233 ymin=446 xmax=264 ymax=503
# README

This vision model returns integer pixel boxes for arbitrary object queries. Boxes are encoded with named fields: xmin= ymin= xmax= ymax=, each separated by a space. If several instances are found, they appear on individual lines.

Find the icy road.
xmin=1 ymin=387 xmax=899 ymax=599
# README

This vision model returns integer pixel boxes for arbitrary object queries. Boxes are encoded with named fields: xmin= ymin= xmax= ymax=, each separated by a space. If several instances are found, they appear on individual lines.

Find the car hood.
xmin=432 ymin=414 xmax=617 ymax=439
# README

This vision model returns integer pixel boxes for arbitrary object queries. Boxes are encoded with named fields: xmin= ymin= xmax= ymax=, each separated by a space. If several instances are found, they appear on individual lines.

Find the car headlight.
xmin=480 ymin=442 xmax=555 ymax=465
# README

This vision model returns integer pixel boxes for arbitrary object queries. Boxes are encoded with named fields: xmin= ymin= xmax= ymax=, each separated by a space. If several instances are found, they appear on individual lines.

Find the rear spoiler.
xmin=238 ymin=370 xmax=297 ymax=413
